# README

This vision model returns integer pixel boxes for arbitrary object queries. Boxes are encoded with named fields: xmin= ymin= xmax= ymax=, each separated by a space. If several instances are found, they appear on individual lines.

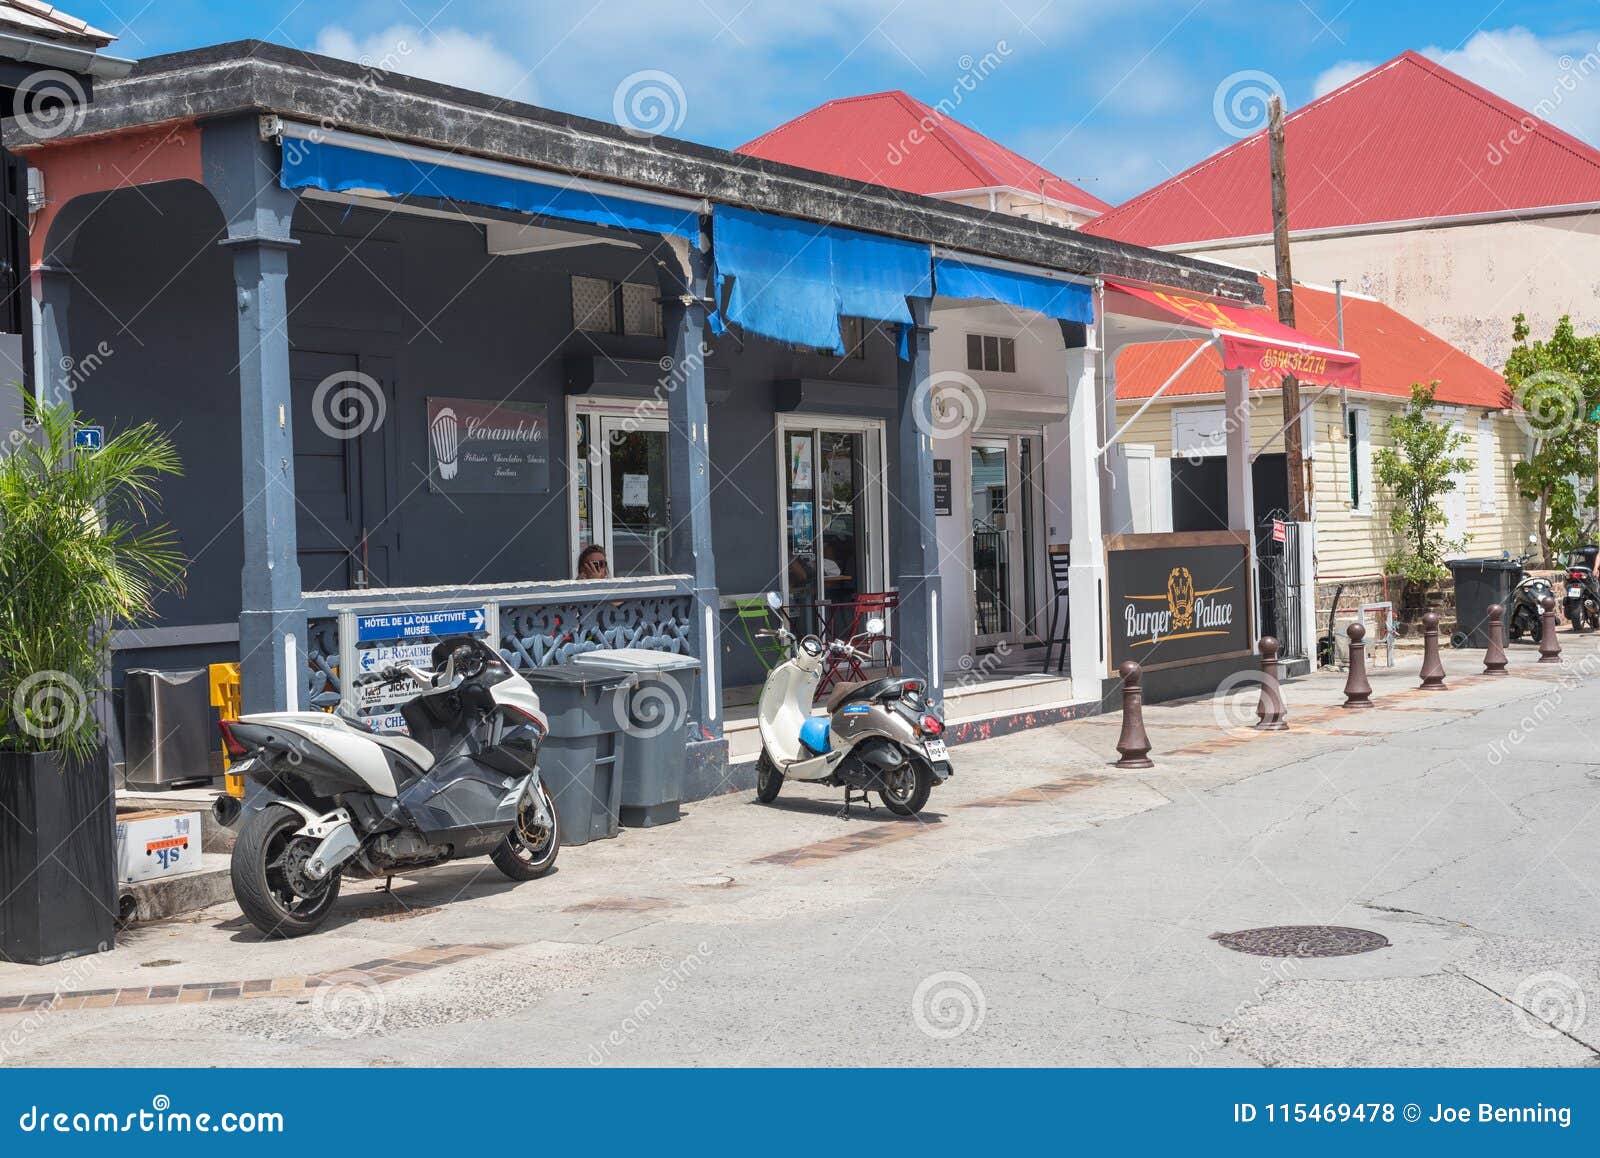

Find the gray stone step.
xmin=117 ymin=853 xmax=233 ymax=925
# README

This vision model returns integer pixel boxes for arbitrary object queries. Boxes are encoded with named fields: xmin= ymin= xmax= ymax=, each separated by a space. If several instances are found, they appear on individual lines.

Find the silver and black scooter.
xmin=217 ymin=636 xmax=560 ymax=938
xmin=752 ymin=591 xmax=952 ymax=817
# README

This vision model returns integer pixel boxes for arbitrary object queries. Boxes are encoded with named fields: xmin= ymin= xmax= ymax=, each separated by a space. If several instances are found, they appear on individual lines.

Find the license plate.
xmin=1570 ymin=587 xmax=1583 ymax=597
xmin=924 ymin=740 xmax=948 ymax=761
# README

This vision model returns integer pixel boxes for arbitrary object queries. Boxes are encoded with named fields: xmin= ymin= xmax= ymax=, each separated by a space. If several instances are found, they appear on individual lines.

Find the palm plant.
xmin=0 ymin=386 xmax=184 ymax=760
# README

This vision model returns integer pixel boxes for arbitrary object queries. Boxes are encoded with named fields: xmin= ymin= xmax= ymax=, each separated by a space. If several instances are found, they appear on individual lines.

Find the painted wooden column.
xmin=660 ymin=234 xmax=722 ymax=739
xmin=1223 ymin=366 xmax=1260 ymax=648
xmin=201 ymin=118 xmax=305 ymax=713
xmin=893 ymin=296 xmax=942 ymax=700
xmin=1062 ymin=320 xmax=1106 ymax=704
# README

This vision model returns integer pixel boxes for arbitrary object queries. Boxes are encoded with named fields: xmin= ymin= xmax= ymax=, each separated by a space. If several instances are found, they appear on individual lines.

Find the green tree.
xmin=0 ymin=387 xmax=185 ymax=759
xmin=1505 ymin=313 xmax=1600 ymax=566
xmin=1374 ymin=382 xmax=1473 ymax=586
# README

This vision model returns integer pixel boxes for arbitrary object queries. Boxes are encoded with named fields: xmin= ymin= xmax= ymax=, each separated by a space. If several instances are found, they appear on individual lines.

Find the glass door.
xmin=594 ymin=415 xmax=670 ymax=576
xmin=781 ymin=421 xmax=883 ymax=636
xmin=971 ymin=439 xmax=1013 ymax=646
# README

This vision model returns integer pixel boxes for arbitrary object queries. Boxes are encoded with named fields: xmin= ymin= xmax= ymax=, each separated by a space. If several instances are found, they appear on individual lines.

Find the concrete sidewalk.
xmin=2 ymin=636 xmax=1597 ymax=1066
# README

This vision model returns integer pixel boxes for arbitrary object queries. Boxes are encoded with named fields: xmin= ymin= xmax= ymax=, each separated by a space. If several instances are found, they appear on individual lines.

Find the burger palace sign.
xmin=1105 ymin=533 xmax=1252 ymax=672
xmin=427 ymin=396 xmax=551 ymax=494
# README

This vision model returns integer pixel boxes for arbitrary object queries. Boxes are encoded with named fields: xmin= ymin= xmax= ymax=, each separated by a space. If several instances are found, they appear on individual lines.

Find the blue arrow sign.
xmin=355 ymin=606 xmax=487 ymax=643
xmin=357 ymin=642 xmax=436 ymax=672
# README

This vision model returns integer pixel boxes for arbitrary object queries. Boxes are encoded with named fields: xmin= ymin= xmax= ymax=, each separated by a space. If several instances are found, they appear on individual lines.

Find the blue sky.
xmin=87 ymin=1 xmax=1600 ymax=203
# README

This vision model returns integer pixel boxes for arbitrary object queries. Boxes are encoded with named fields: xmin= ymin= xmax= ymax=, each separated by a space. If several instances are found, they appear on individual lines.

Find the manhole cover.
xmin=1210 ymin=925 xmax=1390 ymax=958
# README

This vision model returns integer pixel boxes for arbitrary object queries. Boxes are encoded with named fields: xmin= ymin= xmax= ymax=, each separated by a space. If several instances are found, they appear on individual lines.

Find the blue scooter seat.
xmin=798 ymin=717 xmax=831 ymax=755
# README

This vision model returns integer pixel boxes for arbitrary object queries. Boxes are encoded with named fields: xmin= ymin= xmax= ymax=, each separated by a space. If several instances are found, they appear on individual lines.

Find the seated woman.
xmin=576 ymin=544 xmax=609 ymax=580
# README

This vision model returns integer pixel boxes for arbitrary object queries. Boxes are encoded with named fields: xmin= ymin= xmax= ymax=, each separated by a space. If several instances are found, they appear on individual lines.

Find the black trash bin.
xmin=123 ymin=668 xmax=214 ymax=789
xmin=1446 ymin=557 xmax=1524 ymax=648
xmin=570 ymin=648 xmax=701 ymax=827
xmin=520 ymin=665 xmax=635 ymax=845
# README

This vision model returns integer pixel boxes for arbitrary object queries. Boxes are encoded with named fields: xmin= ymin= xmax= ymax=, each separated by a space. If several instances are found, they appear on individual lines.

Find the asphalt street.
xmin=4 ymin=640 xmax=1599 ymax=1067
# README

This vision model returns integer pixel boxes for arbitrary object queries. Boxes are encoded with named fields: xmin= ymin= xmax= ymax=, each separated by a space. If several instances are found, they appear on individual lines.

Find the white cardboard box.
xmin=115 ymin=809 xmax=201 ymax=884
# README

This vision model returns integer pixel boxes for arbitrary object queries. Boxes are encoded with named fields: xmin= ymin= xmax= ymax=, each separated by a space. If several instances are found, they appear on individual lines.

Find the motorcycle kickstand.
xmin=837 ymin=786 xmax=872 ymax=820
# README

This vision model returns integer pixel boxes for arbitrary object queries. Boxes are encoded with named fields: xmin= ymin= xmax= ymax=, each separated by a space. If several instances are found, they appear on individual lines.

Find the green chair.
xmin=734 ymin=596 xmax=788 ymax=672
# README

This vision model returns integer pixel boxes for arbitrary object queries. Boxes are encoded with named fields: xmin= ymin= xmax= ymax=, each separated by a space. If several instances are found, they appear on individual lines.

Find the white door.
xmin=1123 ymin=444 xmax=1173 ymax=534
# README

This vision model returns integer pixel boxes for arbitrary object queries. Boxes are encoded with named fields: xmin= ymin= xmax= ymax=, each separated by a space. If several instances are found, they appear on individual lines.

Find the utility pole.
xmin=1268 ymin=94 xmax=1308 ymax=522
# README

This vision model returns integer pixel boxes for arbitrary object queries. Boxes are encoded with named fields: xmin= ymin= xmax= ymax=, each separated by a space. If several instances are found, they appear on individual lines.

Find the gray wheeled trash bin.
xmin=1446 ymin=556 xmax=1523 ymax=648
xmin=520 ymin=665 xmax=635 ymax=845
xmin=570 ymin=648 xmax=701 ymax=827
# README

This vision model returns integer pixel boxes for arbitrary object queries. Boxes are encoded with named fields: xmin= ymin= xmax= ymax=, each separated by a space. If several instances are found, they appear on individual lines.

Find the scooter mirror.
xmin=864 ymin=616 xmax=885 ymax=635
xmin=765 ymin=590 xmax=783 ymax=611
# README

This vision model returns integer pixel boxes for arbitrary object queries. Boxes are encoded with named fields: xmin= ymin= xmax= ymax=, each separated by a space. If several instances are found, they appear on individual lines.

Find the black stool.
xmin=1040 ymin=547 xmax=1071 ymax=674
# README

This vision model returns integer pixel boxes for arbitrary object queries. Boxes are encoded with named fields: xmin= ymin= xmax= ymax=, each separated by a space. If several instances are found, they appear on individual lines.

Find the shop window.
xmin=793 ymin=315 xmax=867 ymax=358
xmin=966 ymin=333 xmax=1016 ymax=373
xmin=572 ymin=276 xmax=617 ymax=334
xmin=571 ymin=276 xmax=664 ymax=337
xmin=1346 ymin=406 xmax=1372 ymax=513
xmin=779 ymin=420 xmax=885 ymax=616
xmin=621 ymin=282 xmax=664 ymax=337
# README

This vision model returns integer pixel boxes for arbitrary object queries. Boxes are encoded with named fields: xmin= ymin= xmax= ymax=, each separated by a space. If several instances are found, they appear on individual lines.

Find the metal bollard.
xmin=1538 ymin=594 xmax=1563 ymax=664
xmin=1254 ymin=636 xmax=1288 ymax=730
xmin=1114 ymin=660 xmax=1154 ymax=769
xmin=1419 ymin=609 xmax=1446 ymax=689
xmin=1343 ymin=622 xmax=1374 ymax=709
xmin=1483 ymin=603 xmax=1509 ymax=676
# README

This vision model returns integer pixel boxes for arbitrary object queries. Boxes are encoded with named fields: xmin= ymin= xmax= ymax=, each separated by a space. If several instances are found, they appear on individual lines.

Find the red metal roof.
xmin=1086 ymin=51 xmax=1600 ymax=247
xmin=1115 ymin=277 xmax=1508 ymax=409
xmin=736 ymin=90 xmax=1113 ymax=214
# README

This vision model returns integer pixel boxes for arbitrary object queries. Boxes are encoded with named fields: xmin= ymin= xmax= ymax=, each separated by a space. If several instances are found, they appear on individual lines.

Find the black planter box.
xmin=0 ymin=748 xmax=116 ymax=965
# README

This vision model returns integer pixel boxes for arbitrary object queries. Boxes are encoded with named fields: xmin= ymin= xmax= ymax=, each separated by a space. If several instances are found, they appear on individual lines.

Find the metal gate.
xmin=1256 ymin=516 xmax=1305 ymax=660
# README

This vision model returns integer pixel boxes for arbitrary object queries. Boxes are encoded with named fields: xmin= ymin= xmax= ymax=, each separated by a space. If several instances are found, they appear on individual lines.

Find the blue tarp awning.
xmin=279 ymin=138 xmax=701 ymax=242
xmin=709 ymin=206 xmax=933 ymax=352
xmin=933 ymin=256 xmax=1095 ymax=325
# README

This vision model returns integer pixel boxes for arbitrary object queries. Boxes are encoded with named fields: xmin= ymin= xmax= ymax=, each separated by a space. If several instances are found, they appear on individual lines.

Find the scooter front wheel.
xmin=492 ymin=781 xmax=561 ymax=881
xmin=755 ymin=752 xmax=783 ymax=803
xmin=231 ymin=803 xmax=342 ymax=938
xmin=880 ymin=758 xmax=933 ymax=817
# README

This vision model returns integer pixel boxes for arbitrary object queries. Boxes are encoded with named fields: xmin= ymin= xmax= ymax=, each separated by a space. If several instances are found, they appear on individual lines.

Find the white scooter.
xmin=753 ymin=591 xmax=952 ymax=817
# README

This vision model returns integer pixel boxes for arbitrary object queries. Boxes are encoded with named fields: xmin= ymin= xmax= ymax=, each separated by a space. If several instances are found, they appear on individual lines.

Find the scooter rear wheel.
xmin=755 ymin=752 xmax=783 ymax=803
xmin=231 ymin=804 xmax=342 ymax=938
xmin=880 ymin=759 xmax=933 ymax=817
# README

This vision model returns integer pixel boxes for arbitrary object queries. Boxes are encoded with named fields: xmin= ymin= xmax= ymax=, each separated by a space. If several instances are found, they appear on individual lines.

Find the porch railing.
xmin=303 ymin=575 xmax=696 ymax=720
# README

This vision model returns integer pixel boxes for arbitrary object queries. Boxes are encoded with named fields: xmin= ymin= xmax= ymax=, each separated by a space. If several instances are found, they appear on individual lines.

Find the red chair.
xmin=816 ymin=592 xmax=898 ymax=696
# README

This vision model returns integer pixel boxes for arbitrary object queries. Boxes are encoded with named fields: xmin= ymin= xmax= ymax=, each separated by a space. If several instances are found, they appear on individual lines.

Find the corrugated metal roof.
xmin=1117 ymin=276 xmax=1508 ymax=409
xmin=1086 ymin=51 xmax=1600 ymax=247
xmin=0 ymin=1 xmax=114 ymax=47
xmin=736 ymin=90 xmax=1112 ymax=214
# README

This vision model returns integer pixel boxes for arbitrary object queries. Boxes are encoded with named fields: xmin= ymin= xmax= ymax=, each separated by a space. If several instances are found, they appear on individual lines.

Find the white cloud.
xmin=314 ymin=24 xmax=537 ymax=103
xmin=1312 ymin=59 xmax=1374 ymax=98
xmin=1316 ymin=28 xmax=1600 ymax=145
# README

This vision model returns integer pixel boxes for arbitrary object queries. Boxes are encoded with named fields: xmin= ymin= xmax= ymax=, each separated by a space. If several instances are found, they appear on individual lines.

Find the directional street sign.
xmin=357 ymin=677 xmax=427 ymax=708
xmin=357 ymin=709 xmax=409 ymax=734
xmin=356 ymin=642 xmax=436 ymax=673
xmin=355 ymin=606 xmax=487 ymax=643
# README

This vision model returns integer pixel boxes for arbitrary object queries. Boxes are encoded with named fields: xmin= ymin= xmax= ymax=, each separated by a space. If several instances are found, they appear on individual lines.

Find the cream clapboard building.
xmin=1112 ymin=278 xmax=1534 ymax=607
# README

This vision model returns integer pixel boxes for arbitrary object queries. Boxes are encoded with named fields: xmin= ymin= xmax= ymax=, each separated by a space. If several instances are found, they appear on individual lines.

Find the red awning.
xmin=1105 ymin=279 xmax=1361 ymax=389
